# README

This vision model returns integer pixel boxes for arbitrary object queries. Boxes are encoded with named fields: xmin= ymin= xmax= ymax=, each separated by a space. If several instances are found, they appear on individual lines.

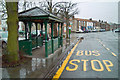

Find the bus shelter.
xmin=18 ymin=7 xmax=64 ymax=57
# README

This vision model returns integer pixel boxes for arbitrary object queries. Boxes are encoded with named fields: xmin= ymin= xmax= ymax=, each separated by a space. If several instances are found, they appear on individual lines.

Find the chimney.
xmin=89 ymin=18 xmax=92 ymax=20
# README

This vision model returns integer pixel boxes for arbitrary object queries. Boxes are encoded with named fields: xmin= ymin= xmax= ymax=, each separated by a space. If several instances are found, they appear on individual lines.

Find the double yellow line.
xmin=52 ymin=40 xmax=80 ymax=80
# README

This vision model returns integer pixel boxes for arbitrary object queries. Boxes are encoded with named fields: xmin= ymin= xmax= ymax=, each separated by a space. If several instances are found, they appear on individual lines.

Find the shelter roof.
xmin=18 ymin=7 xmax=64 ymax=23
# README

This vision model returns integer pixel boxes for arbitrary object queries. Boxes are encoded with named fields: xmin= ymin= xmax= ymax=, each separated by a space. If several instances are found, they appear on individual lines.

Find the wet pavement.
xmin=53 ymin=31 xmax=119 ymax=80
xmin=0 ymin=45 xmax=2 ymax=79
xmin=2 ymin=31 xmax=119 ymax=79
xmin=0 ymin=47 xmax=1 ymax=56
xmin=2 ymin=33 xmax=80 ymax=79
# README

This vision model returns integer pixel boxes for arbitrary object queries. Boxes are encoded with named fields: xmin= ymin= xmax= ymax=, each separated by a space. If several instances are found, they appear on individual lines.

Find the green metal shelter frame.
xmin=18 ymin=7 xmax=64 ymax=57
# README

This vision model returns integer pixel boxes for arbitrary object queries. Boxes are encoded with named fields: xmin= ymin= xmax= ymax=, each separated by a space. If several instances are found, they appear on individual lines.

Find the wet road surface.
xmin=53 ymin=31 xmax=119 ymax=79
xmin=1 ymin=31 xmax=119 ymax=79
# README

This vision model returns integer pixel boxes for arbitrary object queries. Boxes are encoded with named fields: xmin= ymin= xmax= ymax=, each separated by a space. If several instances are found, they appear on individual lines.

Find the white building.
xmin=87 ymin=22 xmax=94 ymax=30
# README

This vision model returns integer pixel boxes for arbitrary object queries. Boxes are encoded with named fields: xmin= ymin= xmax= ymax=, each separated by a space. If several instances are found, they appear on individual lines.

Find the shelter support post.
xmin=61 ymin=23 xmax=63 ymax=47
xmin=35 ymin=23 xmax=38 ymax=47
xmin=44 ymin=20 xmax=48 ymax=57
xmin=28 ymin=22 xmax=32 ymax=40
xmin=41 ymin=23 xmax=43 ymax=46
xmin=51 ymin=22 xmax=54 ymax=53
xmin=24 ymin=22 xmax=27 ymax=40
xmin=58 ymin=23 xmax=60 ymax=48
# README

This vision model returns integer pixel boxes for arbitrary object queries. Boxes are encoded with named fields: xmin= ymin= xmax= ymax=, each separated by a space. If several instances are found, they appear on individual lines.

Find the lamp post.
xmin=69 ymin=27 xmax=71 ymax=39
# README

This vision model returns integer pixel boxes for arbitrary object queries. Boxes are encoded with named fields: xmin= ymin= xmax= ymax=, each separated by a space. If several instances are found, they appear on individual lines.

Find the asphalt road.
xmin=53 ymin=31 xmax=119 ymax=80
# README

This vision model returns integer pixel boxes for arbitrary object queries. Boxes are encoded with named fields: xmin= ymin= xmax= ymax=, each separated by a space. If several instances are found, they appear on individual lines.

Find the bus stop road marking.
xmin=52 ymin=40 xmax=80 ymax=80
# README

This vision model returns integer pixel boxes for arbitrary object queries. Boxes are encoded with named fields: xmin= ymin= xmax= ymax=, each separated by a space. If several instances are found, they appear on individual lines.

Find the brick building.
xmin=71 ymin=18 xmax=97 ymax=32
xmin=71 ymin=17 xmax=110 ymax=32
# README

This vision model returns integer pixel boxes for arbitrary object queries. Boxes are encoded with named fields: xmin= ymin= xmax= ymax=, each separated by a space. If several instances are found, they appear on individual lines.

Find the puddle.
xmin=2 ymin=36 xmax=78 ymax=78
xmin=2 ymin=54 xmax=61 ymax=78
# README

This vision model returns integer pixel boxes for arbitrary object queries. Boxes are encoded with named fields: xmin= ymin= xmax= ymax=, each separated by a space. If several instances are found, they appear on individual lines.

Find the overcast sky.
xmin=75 ymin=2 xmax=118 ymax=23
xmin=56 ymin=0 xmax=119 ymax=23
xmin=6 ymin=0 xmax=120 ymax=24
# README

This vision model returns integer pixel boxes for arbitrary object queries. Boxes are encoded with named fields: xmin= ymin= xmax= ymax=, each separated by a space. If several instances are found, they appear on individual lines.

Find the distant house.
xmin=110 ymin=23 xmax=120 ymax=31
xmin=104 ymin=22 xmax=110 ymax=31
xmin=72 ymin=17 xmax=111 ymax=32
xmin=71 ymin=18 xmax=97 ymax=32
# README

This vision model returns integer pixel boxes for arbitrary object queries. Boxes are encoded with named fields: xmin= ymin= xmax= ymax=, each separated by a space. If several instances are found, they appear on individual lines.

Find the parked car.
xmin=31 ymin=30 xmax=49 ymax=42
xmin=92 ymin=29 xmax=100 ymax=32
xmin=19 ymin=31 xmax=25 ymax=37
xmin=114 ymin=29 xmax=120 ymax=32
xmin=87 ymin=30 xmax=91 ymax=32
xmin=0 ymin=31 xmax=8 ymax=49
xmin=92 ymin=29 xmax=97 ymax=32
xmin=0 ymin=31 xmax=25 ymax=49
xmin=99 ymin=29 xmax=105 ymax=32
xmin=76 ymin=29 xmax=84 ymax=33
xmin=84 ymin=30 xmax=89 ymax=33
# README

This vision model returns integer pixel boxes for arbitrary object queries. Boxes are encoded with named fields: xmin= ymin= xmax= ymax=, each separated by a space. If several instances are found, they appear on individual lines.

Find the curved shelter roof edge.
xmin=18 ymin=7 xmax=64 ymax=23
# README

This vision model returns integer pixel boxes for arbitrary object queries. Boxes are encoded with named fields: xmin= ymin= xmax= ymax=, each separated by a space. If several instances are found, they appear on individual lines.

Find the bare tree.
xmin=0 ymin=0 xmax=7 ymax=19
xmin=39 ymin=0 xmax=67 ymax=37
xmin=40 ymin=0 xmax=62 ymax=14
xmin=18 ymin=0 xmax=37 ymax=12
xmin=57 ymin=2 xmax=78 ymax=39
